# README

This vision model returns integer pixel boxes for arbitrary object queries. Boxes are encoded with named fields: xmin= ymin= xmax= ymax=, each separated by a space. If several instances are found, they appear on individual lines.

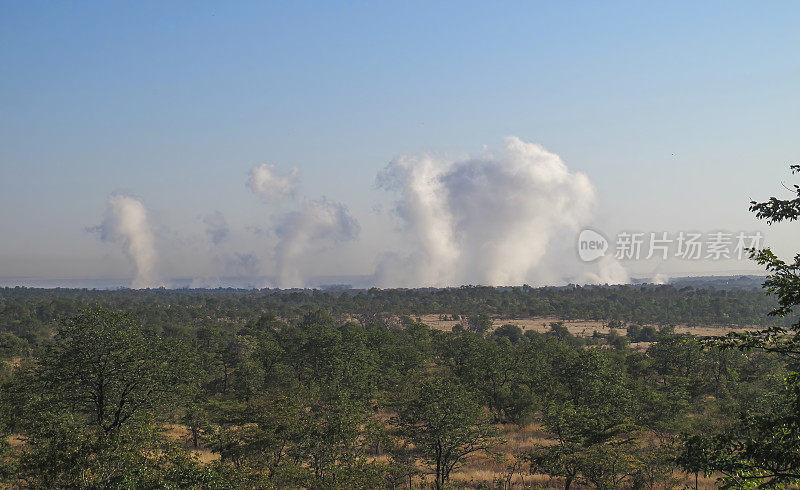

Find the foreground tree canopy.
xmin=676 ymin=165 xmax=800 ymax=487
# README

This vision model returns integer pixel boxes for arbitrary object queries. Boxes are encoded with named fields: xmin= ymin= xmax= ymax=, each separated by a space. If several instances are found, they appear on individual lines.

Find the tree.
xmin=530 ymin=349 xmax=639 ymax=489
xmin=204 ymin=391 xmax=312 ymax=486
xmin=494 ymin=323 xmax=524 ymax=343
xmin=467 ymin=313 xmax=493 ymax=334
xmin=12 ymin=307 xmax=199 ymax=487
xmin=33 ymin=307 xmax=194 ymax=434
xmin=438 ymin=332 xmax=537 ymax=424
xmin=680 ymin=164 xmax=800 ymax=487
xmin=395 ymin=376 xmax=500 ymax=490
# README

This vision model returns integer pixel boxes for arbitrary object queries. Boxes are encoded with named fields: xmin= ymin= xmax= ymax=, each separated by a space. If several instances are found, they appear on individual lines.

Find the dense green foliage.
xmin=0 ymin=285 xmax=789 ymax=488
xmin=0 ymin=281 xmax=783 ymax=349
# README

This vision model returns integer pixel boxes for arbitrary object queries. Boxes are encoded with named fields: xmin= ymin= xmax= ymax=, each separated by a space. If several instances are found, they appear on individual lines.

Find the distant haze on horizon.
xmin=1 ymin=2 xmax=798 ymax=288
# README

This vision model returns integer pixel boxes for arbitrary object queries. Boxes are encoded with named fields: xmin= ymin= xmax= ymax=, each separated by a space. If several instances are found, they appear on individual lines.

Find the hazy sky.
xmin=1 ymin=2 xmax=798 ymax=287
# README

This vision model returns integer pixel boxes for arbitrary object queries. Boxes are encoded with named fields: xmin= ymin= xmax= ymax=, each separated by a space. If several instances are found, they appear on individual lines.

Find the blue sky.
xmin=1 ymin=2 xmax=798 ymax=286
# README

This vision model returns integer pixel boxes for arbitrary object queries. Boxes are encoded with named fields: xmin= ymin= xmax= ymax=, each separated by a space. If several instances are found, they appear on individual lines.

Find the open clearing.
xmin=419 ymin=314 xmax=753 ymax=337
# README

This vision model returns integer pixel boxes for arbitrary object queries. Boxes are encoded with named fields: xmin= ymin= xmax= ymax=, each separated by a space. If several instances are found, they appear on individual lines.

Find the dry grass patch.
xmin=419 ymin=314 xmax=752 ymax=338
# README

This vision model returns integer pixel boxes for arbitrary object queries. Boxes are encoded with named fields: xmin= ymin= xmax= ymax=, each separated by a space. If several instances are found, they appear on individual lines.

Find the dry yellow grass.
xmin=499 ymin=423 xmax=556 ymax=453
xmin=6 ymin=435 xmax=24 ymax=447
xmin=419 ymin=314 xmax=752 ymax=338
xmin=154 ymin=421 xmax=739 ymax=488
xmin=5 ymin=424 xmax=728 ymax=488
xmin=162 ymin=423 xmax=221 ymax=462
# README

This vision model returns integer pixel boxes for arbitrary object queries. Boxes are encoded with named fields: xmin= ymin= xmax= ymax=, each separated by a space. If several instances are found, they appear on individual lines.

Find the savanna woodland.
xmin=1 ymin=166 xmax=799 ymax=489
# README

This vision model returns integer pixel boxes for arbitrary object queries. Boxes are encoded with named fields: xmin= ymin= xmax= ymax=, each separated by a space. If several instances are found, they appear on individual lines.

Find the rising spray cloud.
xmin=93 ymin=194 xmax=162 ymax=288
xmin=376 ymin=136 xmax=627 ymax=286
xmin=274 ymin=198 xmax=360 ymax=288
xmin=193 ymin=211 xmax=260 ymax=287
xmin=246 ymin=164 xmax=359 ymax=288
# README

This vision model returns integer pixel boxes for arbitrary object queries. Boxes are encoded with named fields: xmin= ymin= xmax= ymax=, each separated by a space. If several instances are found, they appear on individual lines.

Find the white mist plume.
xmin=247 ymin=164 xmax=298 ymax=199
xmin=583 ymin=256 xmax=630 ymax=285
xmin=93 ymin=194 xmax=161 ymax=288
xmin=202 ymin=211 xmax=229 ymax=246
xmin=245 ymin=163 xmax=360 ymax=288
xmin=198 ymin=211 xmax=260 ymax=285
xmin=651 ymin=273 xmax=669 ymax=285
xmin=274 ymin=198 xmax=360 ymax=288
xmin=377 ymin=136 xmax=626 ymax=286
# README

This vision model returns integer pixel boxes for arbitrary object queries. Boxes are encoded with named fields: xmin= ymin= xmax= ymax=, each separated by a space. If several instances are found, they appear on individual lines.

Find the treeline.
xmin=0 ymin=283 xmax=783 ymax=350
xmin=0 ymin=301 xmax=792 ymax=488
